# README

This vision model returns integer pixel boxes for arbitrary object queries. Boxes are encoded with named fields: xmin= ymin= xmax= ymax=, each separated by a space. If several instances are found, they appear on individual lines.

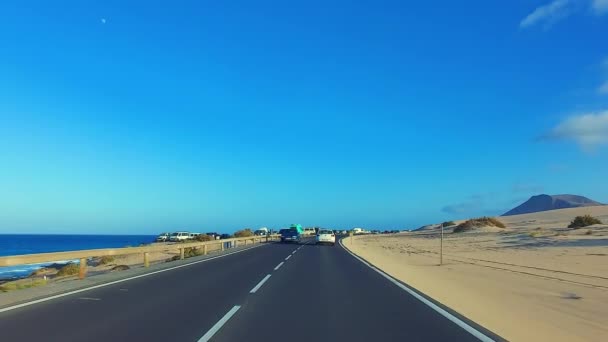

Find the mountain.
xmin=502 ymin=194 xmax=604 ymax=216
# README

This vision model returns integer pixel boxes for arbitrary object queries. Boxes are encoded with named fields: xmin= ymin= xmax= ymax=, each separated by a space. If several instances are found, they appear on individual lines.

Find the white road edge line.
xmin=339 ymin=239 xmax=495 ymax=342
xmin=197 ymin=305 xmax=241 ymax=342
xmin=0 ymin=244 xmax=266 ymax=314
xmin=249 ymin=274 xmax=271 ymax=294
xmin=285 ymin=255 xmax=292 ymax=260
xmin=274 ymin=262 xmax=284 ymax=271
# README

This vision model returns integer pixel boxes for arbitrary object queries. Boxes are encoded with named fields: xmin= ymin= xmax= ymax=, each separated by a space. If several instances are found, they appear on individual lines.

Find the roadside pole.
xmin=440 ymin=223 xmax=443 ymax=266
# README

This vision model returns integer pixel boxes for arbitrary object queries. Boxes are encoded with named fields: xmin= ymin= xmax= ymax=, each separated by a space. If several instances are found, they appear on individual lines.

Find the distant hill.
xmin=502 ymin=194 xmax=604 ymax=216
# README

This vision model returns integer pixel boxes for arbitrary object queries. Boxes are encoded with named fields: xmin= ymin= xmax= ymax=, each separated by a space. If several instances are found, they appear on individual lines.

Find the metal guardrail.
xmin=0 ymin=234 xmax=280 ymax=279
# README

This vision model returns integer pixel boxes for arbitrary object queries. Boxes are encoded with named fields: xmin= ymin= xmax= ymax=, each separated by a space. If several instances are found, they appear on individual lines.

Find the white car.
xmin=304 ymin=227 xmax=316 ymax=236
xmin=316 ymin=230 xmax=336 ymax=246
xmin=155 ymin=232 xmax=171 ymax=242
xmin=169 ymin=231 xmax=191 ymax=242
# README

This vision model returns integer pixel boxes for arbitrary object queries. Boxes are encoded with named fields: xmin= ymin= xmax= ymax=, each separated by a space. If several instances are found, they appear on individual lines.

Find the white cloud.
xmin=592 ymin=0 xmax=608 ymax=14
xmin=548 ymin=111 xmax=608 ymax=150
xmin=599 ymin=81 xmax=608 ymax=94
xmin=520 ymin=0 xmax=608 ymax=29
xmin=520 ymin=0 xmax=573 ymax=28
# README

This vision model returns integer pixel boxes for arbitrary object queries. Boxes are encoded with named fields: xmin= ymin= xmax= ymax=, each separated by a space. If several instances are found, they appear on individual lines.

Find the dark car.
xmin=280 ymin=228 xmax=301 ymax=243
xmin=220 ymin=234 xmax=231 ymax=239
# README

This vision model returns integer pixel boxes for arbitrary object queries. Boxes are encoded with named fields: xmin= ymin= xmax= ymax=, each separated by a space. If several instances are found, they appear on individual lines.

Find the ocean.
xmin=0 ymin=234 xmax=156 ymax=280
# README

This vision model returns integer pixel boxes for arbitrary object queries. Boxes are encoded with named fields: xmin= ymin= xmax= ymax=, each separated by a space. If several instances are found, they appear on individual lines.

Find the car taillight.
xmin=331 ymin=234 xmax=334 ymax=237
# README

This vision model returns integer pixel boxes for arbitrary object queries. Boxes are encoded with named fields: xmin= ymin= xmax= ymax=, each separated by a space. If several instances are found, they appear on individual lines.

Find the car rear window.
xmin=319 ymin=230 xmax=333 ymax=235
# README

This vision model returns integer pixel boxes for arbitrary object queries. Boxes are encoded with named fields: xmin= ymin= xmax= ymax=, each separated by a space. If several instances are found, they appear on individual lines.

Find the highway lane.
xmin=0 ymin=242 xmax=297 ymax=342
xmin=214 ymin=240 xmax=493 ymax=342
xmin=0 ymin=237 xmax=501 ymax=341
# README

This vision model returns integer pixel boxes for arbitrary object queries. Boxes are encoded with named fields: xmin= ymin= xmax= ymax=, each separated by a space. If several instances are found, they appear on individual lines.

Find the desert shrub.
xmin=234 ymin=229 xmax=254 ymax=238
xmin=56 ymin=263 xmax=80 ymax=277
xmin=441 ymin=221 xmax=455 ymax=227
xmin=193 ymin=234 xmax=212 ymax=242
xmin=99 ymin=256 xmax=115 ymax=265
xmin=454 ymin=217 xmax=506 ymax=233
xmin=568 ymin=215 xmax=602 ymax=228
xmin=166 ymin=255 xmax=181 ymax=262
xmin=184 ymin=247 xmax=205 ymax=258
xmin=585 ymin=229 xmax=593 ymax=235
xmin=0 ymin=278 xmax=47 ymax=292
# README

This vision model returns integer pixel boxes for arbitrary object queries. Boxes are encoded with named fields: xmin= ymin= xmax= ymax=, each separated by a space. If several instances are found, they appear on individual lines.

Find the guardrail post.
xmin=204 ymin=244 xmax=208 ymax=255
xmin=221 ymin=242 xmax=224 ymax=251
xmin=180 ymin=248 xmax=185 ymax=260
xmin=144 ymin=252 xmax=150 ymax=267
xmin=79 ymin=258 xmax=87 ymax=280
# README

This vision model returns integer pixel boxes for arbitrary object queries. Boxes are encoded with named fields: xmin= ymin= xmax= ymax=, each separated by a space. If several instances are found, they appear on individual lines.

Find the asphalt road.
xmin=0 ymin=238 xmax=499 ymax=342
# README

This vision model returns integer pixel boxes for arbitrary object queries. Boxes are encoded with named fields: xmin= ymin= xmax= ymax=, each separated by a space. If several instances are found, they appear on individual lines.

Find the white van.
xmin=169 ymin=231 xmax=190 ymax=241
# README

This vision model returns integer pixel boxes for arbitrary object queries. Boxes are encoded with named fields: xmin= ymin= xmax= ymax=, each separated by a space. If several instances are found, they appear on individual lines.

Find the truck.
xmin=290 ymin=224 xmax=304 ymax=234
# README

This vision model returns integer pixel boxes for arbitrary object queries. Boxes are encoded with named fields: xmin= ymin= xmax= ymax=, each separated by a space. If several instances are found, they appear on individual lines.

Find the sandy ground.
xmin=3 ymin=243 xmax=225 ymax=289
xmin=345 ymin=206 xmax=608 ymax=342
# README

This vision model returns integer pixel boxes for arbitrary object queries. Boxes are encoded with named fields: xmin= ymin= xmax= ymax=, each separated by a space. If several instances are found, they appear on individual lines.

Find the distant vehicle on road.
xmin=352 ymin=228 xmax=364 ymax=235
xmin=189 ymin=233 xmax=201 ymax=239
xmin=290 ymin=224 xmax=304 ymax=234
xmin=303 ymin=227 xmax=316 ymax=236
xmin=220 ymin=234 xmax=232 ymax=239
xmin=316 ymin=229 xmax=335 ymax=246
xmin=155 ymin=232 xmax=171 ymax=242
xmin=280 ymin=228 xmax=301 ymax=243
xmin=169 ymin=231 xmax=190 ymax=242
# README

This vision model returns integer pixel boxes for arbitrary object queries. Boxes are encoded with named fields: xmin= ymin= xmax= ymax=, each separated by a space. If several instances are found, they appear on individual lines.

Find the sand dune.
xmin=345 ymin=206 xmax=608 ymax=342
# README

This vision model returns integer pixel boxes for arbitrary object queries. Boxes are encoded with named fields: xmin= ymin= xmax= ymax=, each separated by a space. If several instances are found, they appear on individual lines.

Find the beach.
xmin=345 ymin=206 xmax=608 ymax=342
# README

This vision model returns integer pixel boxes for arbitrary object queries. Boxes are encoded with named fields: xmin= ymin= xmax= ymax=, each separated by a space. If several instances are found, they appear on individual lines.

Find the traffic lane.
xmin=214 ymin=241 xmax=480 ymax=342
xmin=0 ymin=242 xmax=297 ymax=342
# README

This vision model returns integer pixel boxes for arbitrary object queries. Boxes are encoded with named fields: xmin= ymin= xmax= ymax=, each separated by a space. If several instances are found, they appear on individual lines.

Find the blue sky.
xmin=1 ymin=0 xmax=607 ymax=234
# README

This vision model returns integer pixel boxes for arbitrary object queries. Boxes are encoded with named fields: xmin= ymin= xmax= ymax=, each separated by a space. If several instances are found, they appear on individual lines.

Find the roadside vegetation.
xmin=568 ymin=215 xmax=603 ymax=228
xmin=192 ymin=234 xmax=212 ymax=242
xmin=56 ymin=263 xmax=80 ymax=277
xmin=453 ymin=217 xmax=506 ymax=233
xmin=99 ymin=256 xmax=115 ymax=265
xmin=442 ymin=221 xmax=455 ymax=227
xmin=0 ymin=278 xmax=47 ymax=292
xmin=234 ymin=229 xmax=254 ymax=238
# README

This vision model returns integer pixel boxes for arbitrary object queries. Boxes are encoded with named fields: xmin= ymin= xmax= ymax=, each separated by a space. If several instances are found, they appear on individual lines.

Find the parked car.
xmin=220 ymin=234 xmax=232 ymax=239
xmin=316 ymin=229 xmax=336 ymax=246
xmin=155 ymin=232 xmax=171 ymax=242
xmin=205 ymin=232 xmax=221 ymax=240
xmin=254 ymin=227 xmax=269 ymax=236
xmin=169 ymin=231 xmax=191 ymax=242
xmin=280 ymin=228 xmax=301 ymax=243
xmin=189 ymin=233 xmax=201 ymax=239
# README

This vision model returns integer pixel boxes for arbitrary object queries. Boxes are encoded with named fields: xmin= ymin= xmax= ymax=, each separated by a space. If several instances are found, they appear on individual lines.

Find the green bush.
xmin=99 ymin=256 xmax=115 ymax=265
xmin=56 ymin=263 xmax=80 ymax=277
xmin=454 ymin=217 xmax=506 ymax=233
xmin=234 ymin=229 xmax=254 ymax=238
xmin=441 ymin=221 xmax=455 ymax=227
xmin=568 ymin=215 xmax=602 ymax=228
